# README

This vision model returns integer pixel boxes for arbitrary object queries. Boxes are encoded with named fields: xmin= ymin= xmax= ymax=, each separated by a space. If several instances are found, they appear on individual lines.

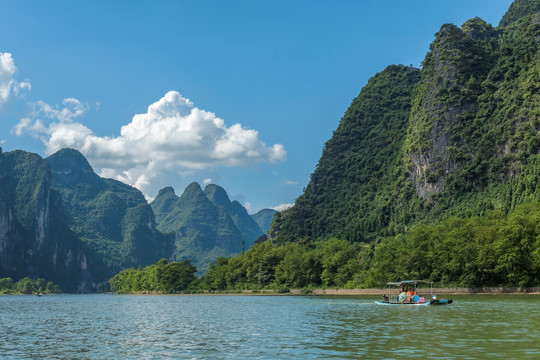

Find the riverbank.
xmin=4 ymin=288 xmax=540 ymax=295
xmin=288 ymin=287 xmax=540 ymax=295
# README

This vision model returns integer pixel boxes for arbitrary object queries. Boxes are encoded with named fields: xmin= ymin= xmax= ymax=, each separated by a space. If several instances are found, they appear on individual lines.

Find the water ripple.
xmin=0 ymin=294 xmax=539 ymax=359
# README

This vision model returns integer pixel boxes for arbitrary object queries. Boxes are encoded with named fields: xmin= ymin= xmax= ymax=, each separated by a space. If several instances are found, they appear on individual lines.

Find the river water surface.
xmin=1 ymin=294 xmax=539 ymax=359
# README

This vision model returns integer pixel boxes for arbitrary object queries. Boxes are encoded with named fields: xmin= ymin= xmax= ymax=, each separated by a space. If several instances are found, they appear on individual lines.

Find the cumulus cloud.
xmin=16 ymin=91 xmax=286 ymax=195
xmin=272 ymin=203 xmax=294 ymax=211
xmin=0 ymin=53 xmax=17 ymax=103
xmin=0 ymin=52 xmax=31 ymax=104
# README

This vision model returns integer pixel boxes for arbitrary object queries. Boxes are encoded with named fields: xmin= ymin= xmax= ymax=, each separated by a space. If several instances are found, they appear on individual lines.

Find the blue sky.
xmin=0 ymin=0 xmax=513 ymax=212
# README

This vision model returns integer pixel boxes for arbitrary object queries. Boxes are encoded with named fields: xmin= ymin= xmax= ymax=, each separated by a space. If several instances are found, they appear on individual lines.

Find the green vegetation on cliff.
xmin=272 ymin=1 xmax=540 ymax=246
xmin=500 ymin=0 xmax=540 ymax=27
xmin=272 ymin=65 xmax=421 ymax=244
xmin=0 ymin=148 xmax=91 ymax=292
xmin=46 ymin=148 xmax=174 ymax=281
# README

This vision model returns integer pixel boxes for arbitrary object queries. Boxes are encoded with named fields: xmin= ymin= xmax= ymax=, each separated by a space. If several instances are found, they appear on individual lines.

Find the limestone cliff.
xmin=0 ymin=148 xmax=93 ymax=292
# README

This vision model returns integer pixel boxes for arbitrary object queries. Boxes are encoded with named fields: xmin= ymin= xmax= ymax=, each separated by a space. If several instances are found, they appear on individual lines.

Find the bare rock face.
xmin=0 ymin=148 xmax=27 ymax=279
xmin=406 ymin=23 xmax=493 ymax=199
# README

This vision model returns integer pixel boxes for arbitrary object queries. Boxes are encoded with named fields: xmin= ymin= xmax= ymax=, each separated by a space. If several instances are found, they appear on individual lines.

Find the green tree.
xmin=16 ymin=277 xmax=36 ymax=294
xmin=160 ymin=260 xmax=197 ymax=292
xmin=0 ymin=278 xmax=14 ymax=292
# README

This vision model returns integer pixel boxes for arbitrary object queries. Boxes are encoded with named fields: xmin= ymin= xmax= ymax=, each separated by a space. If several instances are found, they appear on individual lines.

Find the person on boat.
xmin=398 ymin=290 xmax=407 ymax=303
xmin=406 ymin=289 xmax=414 ymax=302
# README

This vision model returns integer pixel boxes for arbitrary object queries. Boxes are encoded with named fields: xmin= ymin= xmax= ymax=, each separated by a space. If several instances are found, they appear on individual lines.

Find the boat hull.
xmin=375 ymin=301 xmax=430 ymax=306
xmin=375 ymin=299 xmax=453 ymax=306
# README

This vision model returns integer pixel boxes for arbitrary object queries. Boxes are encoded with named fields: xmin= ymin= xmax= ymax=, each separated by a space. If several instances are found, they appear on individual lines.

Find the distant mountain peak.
xmin=184 ymin=182 xmax=204 ymax=195
xmin=461 ymin=17 xmax=497 ymax=42
xmin=251 ymin=208 xmax=277 ymax=235
xmin=500 ymin=0 xmax=540 ymax=27
xmin=46 ymin=148 xmax=95 ymax=178
xmin=204 ymin=184 xmax=231 ymax=207
xmin=156 ymin=186 xmax=176 ymax=198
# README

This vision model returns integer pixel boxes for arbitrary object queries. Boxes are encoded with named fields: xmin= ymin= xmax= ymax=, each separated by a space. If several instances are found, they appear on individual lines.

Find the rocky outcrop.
xmin=406 ymin=22 xmax=495 ymax=199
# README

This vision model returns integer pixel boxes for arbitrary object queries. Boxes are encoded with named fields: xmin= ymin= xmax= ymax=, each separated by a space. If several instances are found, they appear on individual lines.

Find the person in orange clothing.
xmin=406 ymin=288 xmax=413 ymax=302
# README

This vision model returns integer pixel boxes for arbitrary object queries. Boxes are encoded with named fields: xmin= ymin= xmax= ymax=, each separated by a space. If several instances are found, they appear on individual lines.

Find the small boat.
xmin=375 ymin=280 xmax=453 ymax=306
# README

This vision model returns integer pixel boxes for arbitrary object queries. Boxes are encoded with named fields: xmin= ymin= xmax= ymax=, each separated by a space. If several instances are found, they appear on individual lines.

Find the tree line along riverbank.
xmin=96 ymin=287 xmax=540 ymax=296
xmin=0 ymin=277 xmax=62 ymax=295
xmin=107 ymin=203 xmax=540 ymax=295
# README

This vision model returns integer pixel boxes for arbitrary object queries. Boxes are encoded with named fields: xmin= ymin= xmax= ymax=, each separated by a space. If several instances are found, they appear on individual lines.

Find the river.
xmin=1 ymin=294 xmax=538 ymax=359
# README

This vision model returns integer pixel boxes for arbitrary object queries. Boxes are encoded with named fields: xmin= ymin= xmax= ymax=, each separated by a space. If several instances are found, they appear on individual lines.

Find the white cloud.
xmin=14 ymin=79 xmax=31 ymax=96
xmin=0 ymin=53 xmax=17 ymax=103
xmin=14 ymin=117 xmax=44 ymax=135
xmin=33 ymin=98 xmax=88 ymax=122
xmin=203 ymin=178 xmax=212 ymax=185
xmin=244 ymin=202 xmax=253 ymax=213
xmin=284 ymin=180 xmax=298 ymax=185
xmin=272 ymin=203 xmax=294 ymax=211
xmin=0 ymin=52 xmax=31 ymax=104
xmin=16 ymin=90 xmax=287 ymax=196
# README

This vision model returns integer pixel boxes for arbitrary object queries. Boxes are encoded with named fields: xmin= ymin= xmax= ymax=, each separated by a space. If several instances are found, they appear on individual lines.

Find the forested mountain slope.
xmin=272 ymin=65 xmax=421 ymax=243
xmin=46 ymin=149 xmax=175 ymax=280
xmin=151 ymin=183 xmax=253 ymax=273
xmin=272 ymin=0 xmax=540 ymax=245
xmin=203 ymin=184 xmax=263 ymax=248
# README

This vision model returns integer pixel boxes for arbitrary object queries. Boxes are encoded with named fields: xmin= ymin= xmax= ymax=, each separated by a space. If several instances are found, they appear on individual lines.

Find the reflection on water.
xmin=0 ymin=294 xmax=539 ymax=359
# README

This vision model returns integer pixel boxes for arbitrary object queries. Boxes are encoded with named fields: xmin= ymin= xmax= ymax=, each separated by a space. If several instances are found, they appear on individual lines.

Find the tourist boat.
xmin=375 ymin=280 xmax=453 ymax=306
